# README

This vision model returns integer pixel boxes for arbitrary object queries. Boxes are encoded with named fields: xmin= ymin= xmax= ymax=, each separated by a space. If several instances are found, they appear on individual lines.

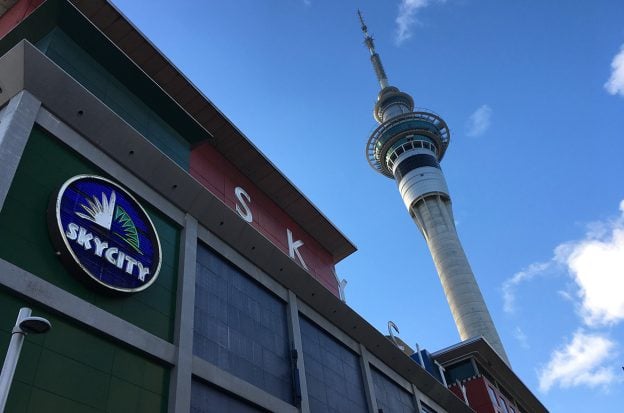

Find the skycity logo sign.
xmin=50 ymin=175 xmax=161 ymax=293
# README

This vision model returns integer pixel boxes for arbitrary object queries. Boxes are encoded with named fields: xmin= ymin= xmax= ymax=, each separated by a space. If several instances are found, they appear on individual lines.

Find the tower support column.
xmin=411 ymin=196 xmax=509 ymax=363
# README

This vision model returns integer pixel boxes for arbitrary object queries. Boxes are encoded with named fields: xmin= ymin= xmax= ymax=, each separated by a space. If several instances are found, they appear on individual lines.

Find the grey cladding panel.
xmin=371 ymin=366 xmax=417 ymax=413
xmin=193 ymin=244 xmax=294 ymax=404
xmin=191 ymin=380 xmax=267 ymax=413
xmin=299 ymin=316 xmax=368 ymax=413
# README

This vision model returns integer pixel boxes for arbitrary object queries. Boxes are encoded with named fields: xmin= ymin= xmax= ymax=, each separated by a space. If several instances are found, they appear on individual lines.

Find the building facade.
xmin=432 ymin=338 xmax=548 ymax=413
xmin=0 ymin=1 xmax=480 ymax=412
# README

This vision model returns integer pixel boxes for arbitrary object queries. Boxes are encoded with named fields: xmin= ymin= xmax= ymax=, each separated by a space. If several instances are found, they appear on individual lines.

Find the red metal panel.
xmin=0 ymin=0 xmax=45 ymax=39
xmin=191 ymin=142 xmax=340 ymax=297
xmin=466 ymin=378 xmax=498 ymax=413
xmin=450 ymin=377 xmax=497 ymax=413
xmin=190 ymin=144 xmax=226 ymax=198
xmin=458 ymin=376 xmax=522 ymax=413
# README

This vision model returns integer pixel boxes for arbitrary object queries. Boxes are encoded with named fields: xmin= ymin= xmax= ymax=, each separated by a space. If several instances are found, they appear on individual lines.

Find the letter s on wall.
xmin=234 ymin=186 xmax=253 ymax=223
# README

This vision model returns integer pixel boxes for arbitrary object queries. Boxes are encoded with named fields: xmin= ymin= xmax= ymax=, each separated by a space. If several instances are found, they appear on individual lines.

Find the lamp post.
xmin=0 ymin=307 xmax=51 ymax=412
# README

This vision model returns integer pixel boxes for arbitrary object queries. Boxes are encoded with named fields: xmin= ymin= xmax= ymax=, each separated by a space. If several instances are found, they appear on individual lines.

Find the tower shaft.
xmin=410 ymin=195 xmax=508 ymax=362
xmin=358 ymin=11 xmax=510 ymax=365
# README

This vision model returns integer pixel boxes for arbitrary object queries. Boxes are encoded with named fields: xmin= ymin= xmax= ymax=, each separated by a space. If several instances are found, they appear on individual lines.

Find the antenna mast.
xmin=358 ymin=10 xmax=389 ymax=89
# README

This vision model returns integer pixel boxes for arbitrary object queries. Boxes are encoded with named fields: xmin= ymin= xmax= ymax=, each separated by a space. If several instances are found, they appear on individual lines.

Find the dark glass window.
xmin=300 ymin=316 xmax=368 ymax=413
xmin=194 ymin=245 xmax=293 ymax=403
xmin=499 ymin=396 xmax=510 ymax=413
xmin=487 ymin=386 xmax=498 ymax=406
xmin=393 ymin=154 xmax=440 ymax=181
xmin=191 ymin=379 xmax=268 ymax=413
xmin=371 ymin=366 xmax=417 ymax=413
xmin=444 ymin=359 xmax=476 ymax=384
xmin=421 ymin=402 xmax=438 ymax=413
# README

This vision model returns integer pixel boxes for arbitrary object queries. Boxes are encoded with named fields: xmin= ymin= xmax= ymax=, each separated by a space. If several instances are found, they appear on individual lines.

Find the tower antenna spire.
xmin=357 ymin=10 xmax=389 ymax=89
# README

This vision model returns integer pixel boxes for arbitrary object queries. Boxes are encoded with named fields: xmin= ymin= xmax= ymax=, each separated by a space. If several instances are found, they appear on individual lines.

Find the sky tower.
xmin=358 ymin=11 xmax=509 ymax=364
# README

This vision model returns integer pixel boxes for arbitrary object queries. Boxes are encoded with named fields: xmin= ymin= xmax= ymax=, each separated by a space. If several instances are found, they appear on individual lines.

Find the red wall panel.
xmin=191 ymin=142 xmax=340 ymax=297
xmin=452 ymin=376 xmax=521 ymax=413
xmin=450 ymin=377 xmax=497 ymax=413
xmin=0 ymin=0 xmax=44 ymax=38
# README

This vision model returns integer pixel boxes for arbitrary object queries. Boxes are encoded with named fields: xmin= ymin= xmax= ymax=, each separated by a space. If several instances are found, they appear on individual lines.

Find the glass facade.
xmin=194 ymin=244 xmax=293 ymax=403
xmin=299 ymin=316 xmax=368 ymax=413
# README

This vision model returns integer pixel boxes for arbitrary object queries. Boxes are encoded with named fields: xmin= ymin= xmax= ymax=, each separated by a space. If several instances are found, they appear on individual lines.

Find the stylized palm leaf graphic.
xmin=114 ymin=206 xmax=142 ymax=255
xmin=76 ymin=191 xmax=116 ymax=230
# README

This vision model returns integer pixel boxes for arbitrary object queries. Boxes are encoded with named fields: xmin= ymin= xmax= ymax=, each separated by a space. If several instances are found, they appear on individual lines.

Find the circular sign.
xmin=50 ymin=175 xmax=162 ymax=293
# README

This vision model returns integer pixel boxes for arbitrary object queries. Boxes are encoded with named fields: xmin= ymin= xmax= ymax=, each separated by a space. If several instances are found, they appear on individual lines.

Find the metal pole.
xmin=434 ymin=360 xmax=448 ymax=387
xmin=0 ymin=308 xmax=31 ymax=412
xmin=415 ymin=342 xmax=425 ymax=367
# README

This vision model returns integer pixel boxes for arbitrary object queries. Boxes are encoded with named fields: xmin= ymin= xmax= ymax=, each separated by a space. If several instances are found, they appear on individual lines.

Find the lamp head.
xmin=19 ymin=316 xmax=51 ymax=334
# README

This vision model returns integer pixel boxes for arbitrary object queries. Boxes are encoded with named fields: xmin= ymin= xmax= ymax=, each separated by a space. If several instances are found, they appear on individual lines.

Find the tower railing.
xmin=366 ymin=110 xmax=450 ymax=175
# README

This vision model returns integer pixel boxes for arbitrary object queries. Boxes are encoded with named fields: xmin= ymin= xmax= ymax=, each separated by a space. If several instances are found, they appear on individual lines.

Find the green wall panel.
xmin=36 ymin=28 xmax=191 ymax=170
xmin=0 ymin=291 xmax=169 ymax=413
xmin=0 ymin=126 xmax=179 ymax=341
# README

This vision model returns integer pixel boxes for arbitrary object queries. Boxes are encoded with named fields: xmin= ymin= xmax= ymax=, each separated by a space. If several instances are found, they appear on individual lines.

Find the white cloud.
xmin=554 ymin=200 xmax=624 ymax=327
xmin=503 ymin=261 xmax=551 ymax=314
xmin=513 ymin=326 xmax=530 ymax=349
xmin=557 ymin=288 xmax=574 ymax=302
xmin=538 ymin=330 xmax=616 ymax=392
xmin=505 ymin=200 xmax=624 ymax=392
xmin=466 ymin=104 xmax=492 ymax=137
xmin=395 ymin=0 xmax=445 ymax=45
xmin=504 ymin=200 xmax=624 ymax=326
xmin=604 ymin=44 xmax=624 ymax=96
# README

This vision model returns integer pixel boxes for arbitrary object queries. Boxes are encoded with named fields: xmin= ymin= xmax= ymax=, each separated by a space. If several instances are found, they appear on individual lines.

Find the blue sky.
xmin=112 ymin=1 xmax=624 ymax=411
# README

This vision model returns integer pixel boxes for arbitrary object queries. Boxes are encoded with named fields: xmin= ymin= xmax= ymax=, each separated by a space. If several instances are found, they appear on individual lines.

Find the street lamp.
xmin=0 ymin=308 xmax=51 ymax=412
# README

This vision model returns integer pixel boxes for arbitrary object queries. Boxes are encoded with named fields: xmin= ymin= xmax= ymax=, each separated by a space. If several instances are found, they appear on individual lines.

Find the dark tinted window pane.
xmin=300 ymin=316 xmax=368 ymax=413
xmin=444 ymin=359 xmax=476 ymax=384
xmin=421 ymin=402 xmax=438 ymax=413
xmin=194 ymin=245 xmax=293 ymax=403
xmin=487 ymin=386 xmax=498 ymax=405
xmin=393 ymin=154 xmax=440 ymax=181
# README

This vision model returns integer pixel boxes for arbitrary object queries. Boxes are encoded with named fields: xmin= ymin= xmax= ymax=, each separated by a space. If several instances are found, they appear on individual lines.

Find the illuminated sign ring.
xmin=51 ymin=175 xmax=162 ymax=293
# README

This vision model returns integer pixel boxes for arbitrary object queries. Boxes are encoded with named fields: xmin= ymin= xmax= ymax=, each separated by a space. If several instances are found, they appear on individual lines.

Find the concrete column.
xmin=359 ymin=344 xmax=378 ymax=413
xmin=0 ymin=91 xmax=41 ymax=211
xmin=411 ymin=195 xmax=509 ymax=364
xmin=286 ymin=291 xmax=310 ymax=413
xmin=168 ymin=214 xmax=198 ymax=412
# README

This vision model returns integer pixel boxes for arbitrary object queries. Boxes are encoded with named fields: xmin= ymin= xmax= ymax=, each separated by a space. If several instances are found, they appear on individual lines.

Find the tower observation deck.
xmin=358 ymin=11 xmax=509 ymax=364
